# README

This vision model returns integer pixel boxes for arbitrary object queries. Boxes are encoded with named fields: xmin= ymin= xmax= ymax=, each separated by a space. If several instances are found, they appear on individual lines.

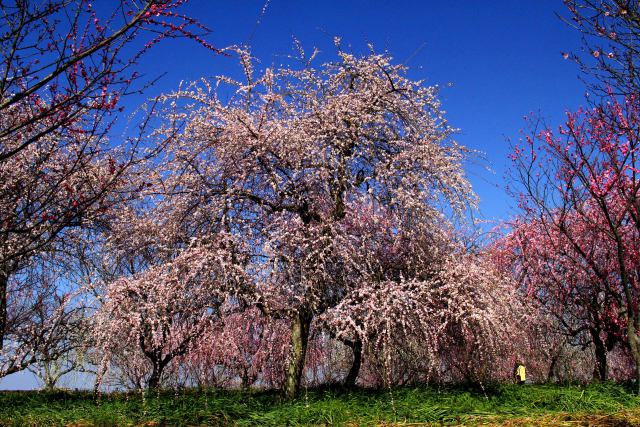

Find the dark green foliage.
xmin=0 ymin=383 xmax=638 ymax=426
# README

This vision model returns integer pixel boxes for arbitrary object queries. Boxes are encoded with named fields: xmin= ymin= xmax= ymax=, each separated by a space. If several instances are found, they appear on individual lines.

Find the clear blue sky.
xmin=1 ymin=0 xmax=587 ymax=390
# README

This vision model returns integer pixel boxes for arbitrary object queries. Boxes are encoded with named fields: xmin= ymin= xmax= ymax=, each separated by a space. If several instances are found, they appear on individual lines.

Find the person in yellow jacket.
xmin=514 ymin=363 xmax=526 ymax=384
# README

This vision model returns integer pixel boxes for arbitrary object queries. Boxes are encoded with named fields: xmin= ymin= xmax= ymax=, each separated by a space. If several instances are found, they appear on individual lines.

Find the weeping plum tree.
xmin=166 ymin=44 xmax=478 ymax=397
xmin=320 ymin=201 xmax=534 ymax=387
xmin=89 ymin=131 xmax=253 ymax=390
xmin=94 ymin=236 xmax=247 ymax=390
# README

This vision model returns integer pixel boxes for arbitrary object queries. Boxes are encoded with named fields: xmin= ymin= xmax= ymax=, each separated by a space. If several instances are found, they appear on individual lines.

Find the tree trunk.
xmin=147 ymin=358 xmax=165 ymax=390
xmin=45 ymin=378 xmax=57 ymax=391
xmin=0 ymin=268 xmax=7 ymax=350
xmin=626 ymin=319 xmax=640 ymax=394
xmin=241 ymin=368 xmax=250 ymax=391
xmin=147 ymin=369 xmax=162 ymax=390
xmin=547 ymin=351 xmax=560 ymax=382
xmin=344 ymin=338 xmax=362 ymax=387
xmin=283 ymin=311 xmax=311 ymax=399
xmin=591 ymin=328 xmax=608 ymax=381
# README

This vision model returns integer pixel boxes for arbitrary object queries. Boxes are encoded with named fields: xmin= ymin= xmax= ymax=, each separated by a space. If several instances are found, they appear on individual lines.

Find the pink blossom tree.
xmin=0 ymin=0 xmax=221 ymax=378
xmin=164 ymin=46 xmax=477 ymax=397
xmin=562 ymin=0 xmax=640 ymax=96
xmin=320 ymin=202 xmax=533 ymax=387
xmin=494 ymin=213 xmax=627 ymax=381
xmin=94 ymin=236 xmax=247 ymax=390
xmin=506 ymin=97 xmax=640 ymax=388
xmin=0 ymin=0 xmax=217 ymax=161
xmin=182 ymin=308 xmax=290 ymax=390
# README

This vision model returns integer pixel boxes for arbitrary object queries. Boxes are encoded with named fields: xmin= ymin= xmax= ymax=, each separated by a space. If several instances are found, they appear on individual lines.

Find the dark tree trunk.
xmin=591 ymin=328 xmax=608 ymax=381
xmin=241 ymin=368 xmax=250 ymax=391
xmin=626 ymin=319 xmax=640 ymax=394
xmin=283 ymin=311 xmax=311 ymax=399
xmin=547 ymin=350 xmax=561 ymax=382
xmin=147 ymin=357 xmax=167 ymax=390
xmin=0 ymin=268 xmax=7 ymax=350
xmin=344 ymin=338 xmax=362 ymax=387
xmin=147 ymin=364 xmax=163 ymax=390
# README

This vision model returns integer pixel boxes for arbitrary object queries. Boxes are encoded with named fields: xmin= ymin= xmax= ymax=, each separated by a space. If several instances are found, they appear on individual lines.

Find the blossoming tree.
xmin=164 ymin=45 xmax=485 ymax=397
xmin=506 ymin=97 xmax=640 ymax=388
xmin=94 ymin=237 xmax=246 ymax=389
xmin=0 ymin=0 xmax=219 ymax=378
xmin=320 ymin=202 xmax=533 ymax=387
xmin=494 ymin=213 xmax=627 ymax=381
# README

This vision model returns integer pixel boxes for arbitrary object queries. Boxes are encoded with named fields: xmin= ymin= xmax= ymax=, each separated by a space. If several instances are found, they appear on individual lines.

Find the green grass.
xmin=0 ymin=382 xmax=638 ymax=426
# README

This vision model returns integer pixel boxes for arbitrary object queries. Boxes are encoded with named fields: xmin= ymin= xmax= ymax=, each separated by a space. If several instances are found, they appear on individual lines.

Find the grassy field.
xmin=0 ymin=383 xmax=639 ymax=426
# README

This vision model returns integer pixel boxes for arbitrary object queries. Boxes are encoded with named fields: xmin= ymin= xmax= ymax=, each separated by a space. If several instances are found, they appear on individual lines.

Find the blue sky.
xmin=1 ymin=0 xmax=588 ymax=390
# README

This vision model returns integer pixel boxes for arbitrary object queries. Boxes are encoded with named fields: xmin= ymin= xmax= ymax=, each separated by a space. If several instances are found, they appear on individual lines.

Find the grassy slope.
xmin=0 ymin=383 xmax=639 ymax=426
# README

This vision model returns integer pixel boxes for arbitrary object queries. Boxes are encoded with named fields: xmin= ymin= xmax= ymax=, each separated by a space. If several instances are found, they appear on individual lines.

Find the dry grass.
xmin=386 ymin=409 xmax=640 ymax=426
xmin=475 ymin=410 xmax=640 ymax=427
